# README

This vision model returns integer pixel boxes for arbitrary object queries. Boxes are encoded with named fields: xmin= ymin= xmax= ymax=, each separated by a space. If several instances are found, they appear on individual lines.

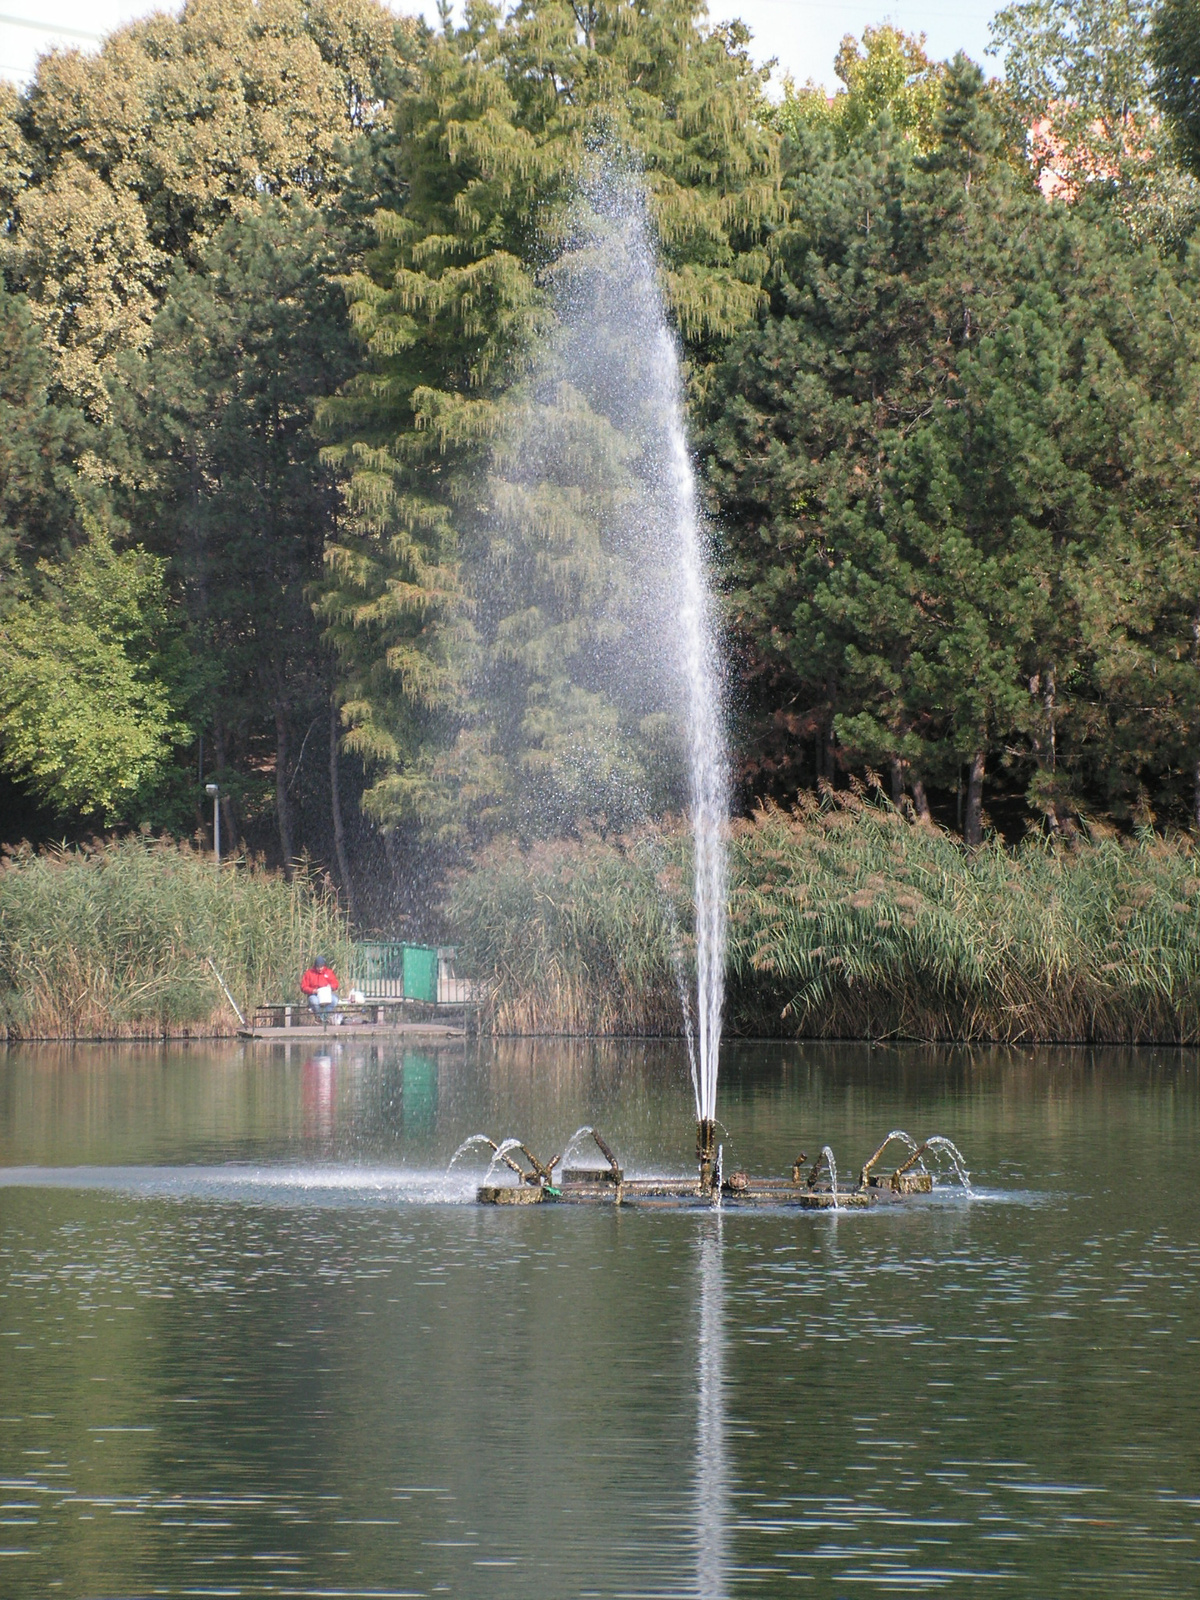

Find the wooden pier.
xmin=239 ymin=1020 xmax=466 ymax=1041
xmin=238 ymin=1000 xmax=469 ymax=1041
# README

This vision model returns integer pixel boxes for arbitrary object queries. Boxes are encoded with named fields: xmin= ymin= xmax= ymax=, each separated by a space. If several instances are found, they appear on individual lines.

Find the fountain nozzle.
xmin=697 ymin=1118 xmax=717 ymax=1195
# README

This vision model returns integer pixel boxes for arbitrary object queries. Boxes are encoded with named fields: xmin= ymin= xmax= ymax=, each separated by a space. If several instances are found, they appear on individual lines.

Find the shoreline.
xmin=10 ymin=808 xmax=1200 ymax=1049
xmin=5 ymin=1024 xmax=1200 ymax=1047
xmin=448 ymin=801 xmax=1200 ymax=1048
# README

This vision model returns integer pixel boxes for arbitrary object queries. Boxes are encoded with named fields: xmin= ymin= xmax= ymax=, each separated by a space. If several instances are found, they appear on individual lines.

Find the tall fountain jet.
xmin=666 ymin=342 xmax=729 ymax=1193
xmin=492 ymin=158 xmax=730 ymax=1184
xmin=585 ymin=174 xmax=730 ymax=1188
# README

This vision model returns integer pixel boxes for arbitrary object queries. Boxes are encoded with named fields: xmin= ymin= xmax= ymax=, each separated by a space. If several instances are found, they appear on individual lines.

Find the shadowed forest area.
xmin=6 ymin=0 xmax=1200 ymax=1034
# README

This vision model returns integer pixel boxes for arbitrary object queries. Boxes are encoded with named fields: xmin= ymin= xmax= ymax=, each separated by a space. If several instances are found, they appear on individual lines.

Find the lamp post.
xmin=205 ymin=782 xmax=221 ymax=865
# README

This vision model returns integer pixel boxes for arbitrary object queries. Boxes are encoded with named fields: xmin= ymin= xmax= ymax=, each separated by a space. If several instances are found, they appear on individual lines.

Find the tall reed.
xmin=0 ymin=837 xmax=352 ymax=1039
xmin=448 ymin=835 xmax=684 ymax=1035
xmin=449 ymin=794 xmax=1200 ymax=1043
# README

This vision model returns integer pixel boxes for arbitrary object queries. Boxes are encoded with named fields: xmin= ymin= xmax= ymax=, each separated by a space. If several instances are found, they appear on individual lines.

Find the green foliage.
xmin=991 ymin=0 xmax=1156 ymax=121
xmin=0 ymin=0 xmax=408 ymax=876
xmin=128 ymin=196 xmax=357 ymax=851
xmin=703 ymin=57 xmax=1200 ymax=834
xmin=1152 ymin=0 xmax=1200 ymax=173
xmin=773 ymin=26 xmax=945 ymax=157
xmin=450 ymin=795 xmax=1200 ymax=1043
xmin=5 ymin=0 xmax=403 ymax=412
xmin=0 ymin=279 xmax=95 ymax=565
xmin=990 ymin=0 xmax=1200 ymax=242
xmin=0 ymin=528 xmax=192 ymax=824
xmin=0 ymin=836 xmax=352 ymax=1038
xmin=8 ymin=1 xmax=1200 ymax=905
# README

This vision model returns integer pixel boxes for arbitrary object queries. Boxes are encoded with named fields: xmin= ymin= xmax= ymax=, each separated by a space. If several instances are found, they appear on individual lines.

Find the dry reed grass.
xmin=450 ymin=792 xmax=1200 ymax=1042
xmin=448 ymin=834 xmax=685 ymax=1035
xmin=0 ymin=836 xmax=352 ymax=1040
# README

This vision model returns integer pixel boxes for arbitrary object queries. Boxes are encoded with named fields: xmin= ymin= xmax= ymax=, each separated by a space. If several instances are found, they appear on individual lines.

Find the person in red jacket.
xmin=300 ymin=956 xmax=340 ymax=1023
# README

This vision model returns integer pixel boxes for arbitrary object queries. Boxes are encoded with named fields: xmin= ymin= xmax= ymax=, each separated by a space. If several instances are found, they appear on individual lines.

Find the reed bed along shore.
xmin=9 ymin=797 xmax=1200 ymax=1044
xmin=0 ymin=837 xmax=352 ymax=1040
xmin=449 ymin=833 xmax=686 ymax=1037
xmin=450 ymin=793 xmax=1200 ymax=1043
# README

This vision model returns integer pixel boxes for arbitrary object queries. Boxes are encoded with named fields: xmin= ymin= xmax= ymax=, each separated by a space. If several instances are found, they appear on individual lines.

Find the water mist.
xmin=662 ymin=322 xmax=729 ymax=1159
xmin=489 ymin=159 xmax=730 ymax=1172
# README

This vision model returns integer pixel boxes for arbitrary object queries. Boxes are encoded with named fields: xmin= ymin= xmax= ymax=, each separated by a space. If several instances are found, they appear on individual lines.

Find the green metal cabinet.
xmin=401 ymin=944 xmax=438 ymax=1003
xmin=351 ymin=941 xmax=444 ymax=1002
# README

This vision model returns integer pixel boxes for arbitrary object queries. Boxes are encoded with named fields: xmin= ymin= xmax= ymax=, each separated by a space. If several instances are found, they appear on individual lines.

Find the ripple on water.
xmin=0 ymin=1041 xmax=1198 ymax=1598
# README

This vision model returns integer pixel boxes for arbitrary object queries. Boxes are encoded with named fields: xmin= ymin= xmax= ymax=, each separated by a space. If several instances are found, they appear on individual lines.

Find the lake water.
xmin=0 ymin=1038 xmax=1196 ymax=1598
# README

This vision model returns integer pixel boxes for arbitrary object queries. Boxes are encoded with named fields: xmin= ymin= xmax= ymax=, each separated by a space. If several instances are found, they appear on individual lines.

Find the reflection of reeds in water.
xmin=0 ymin=837 xmax=351 ymax=1039
xmin=451 ymin=792 xmax=1200 ymax=1043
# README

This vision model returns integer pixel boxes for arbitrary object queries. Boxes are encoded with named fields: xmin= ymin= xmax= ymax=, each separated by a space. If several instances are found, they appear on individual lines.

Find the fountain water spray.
xmin=501 ymin=159 xmax=730 ymax=1187
xmin=924 ymin=1136 xmax=972 ymax=1190
xmin=587 ymin=179 xmax=729 ymax=1180
xmin=576 ymin=172 xmax=730 ymax=1181
xmin=659 ymin=324 xmax=730 ymax=1171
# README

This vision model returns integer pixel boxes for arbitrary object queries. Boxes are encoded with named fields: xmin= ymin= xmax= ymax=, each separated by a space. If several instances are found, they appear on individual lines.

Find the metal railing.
xmin=349 ymin=943 xmax=475 ymax=1006
xmin=351 ymin=941 xmax=406 ymax=999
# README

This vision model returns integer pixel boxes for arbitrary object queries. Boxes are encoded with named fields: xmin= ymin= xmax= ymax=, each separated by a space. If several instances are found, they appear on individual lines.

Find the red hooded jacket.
xmin=300 ymin=963 xmax=339 ymax=996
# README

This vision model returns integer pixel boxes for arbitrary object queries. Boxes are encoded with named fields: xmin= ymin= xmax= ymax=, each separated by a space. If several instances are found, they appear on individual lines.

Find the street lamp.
xmin=205 ymin=782 xmax=221 ymax=865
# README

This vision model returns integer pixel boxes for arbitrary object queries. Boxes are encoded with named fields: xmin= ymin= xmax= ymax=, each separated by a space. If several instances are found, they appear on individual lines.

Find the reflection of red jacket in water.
xmin=300 ymin=964 xmax=339 ymax=997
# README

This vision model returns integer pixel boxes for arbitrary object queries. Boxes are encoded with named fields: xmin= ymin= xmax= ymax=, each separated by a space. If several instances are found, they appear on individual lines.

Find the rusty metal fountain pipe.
xmin=697 ymin=1118 xmax=717 ymax=1195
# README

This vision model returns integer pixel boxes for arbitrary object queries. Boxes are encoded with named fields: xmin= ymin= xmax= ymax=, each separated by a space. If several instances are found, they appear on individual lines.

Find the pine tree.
xmin=703 ymin=57 xmax=1192 ymax=837
xmin=318 ymin=0 xmax=781 ymax=844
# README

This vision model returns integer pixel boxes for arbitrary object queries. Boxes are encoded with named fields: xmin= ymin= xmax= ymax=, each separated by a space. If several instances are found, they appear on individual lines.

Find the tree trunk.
xmin=274 ymin=705 xmax=295 ymax=881
xmin=212 ymin=719 xmax=242 ymax=854
xmin=889 ymin=757 xmax=904 ymax=806
xmin=910 ymin=776 xmax=932 ymax=823
xmin=329 ymin=696 xmax=358 ymax=925
xmin=823 ymin=676 xmax=838 ymax=786
xmin=964 ymin=750 xmax=985 ymax=848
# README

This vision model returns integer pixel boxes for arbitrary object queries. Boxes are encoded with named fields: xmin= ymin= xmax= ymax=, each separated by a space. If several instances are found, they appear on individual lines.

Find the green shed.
xmin=401 ymin=944 xmax=439 ymax=1003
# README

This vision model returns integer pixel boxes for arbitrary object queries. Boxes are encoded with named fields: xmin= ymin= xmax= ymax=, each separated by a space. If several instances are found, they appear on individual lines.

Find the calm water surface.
xmin=0 ymin=1038 xmax=1196 ymax=1598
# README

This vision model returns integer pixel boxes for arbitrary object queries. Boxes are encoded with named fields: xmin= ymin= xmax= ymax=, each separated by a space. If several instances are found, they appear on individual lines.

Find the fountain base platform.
xmin=474 ymin=1130 xmax=948 ymax=1210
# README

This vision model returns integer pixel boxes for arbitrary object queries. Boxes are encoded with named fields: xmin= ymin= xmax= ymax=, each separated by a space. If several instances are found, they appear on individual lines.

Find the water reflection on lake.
xmin=0 ymin=1038 xmax=1197 ymax=1597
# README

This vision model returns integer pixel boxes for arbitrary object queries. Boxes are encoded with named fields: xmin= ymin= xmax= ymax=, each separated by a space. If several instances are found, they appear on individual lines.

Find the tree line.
xmin=4 ymin=0 xmax=1200 ymax=922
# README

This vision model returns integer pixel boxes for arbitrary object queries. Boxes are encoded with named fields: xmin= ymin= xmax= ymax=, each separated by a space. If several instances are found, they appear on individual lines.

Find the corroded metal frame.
xmin=476 ymin=1127 xmax=949 ymax=1210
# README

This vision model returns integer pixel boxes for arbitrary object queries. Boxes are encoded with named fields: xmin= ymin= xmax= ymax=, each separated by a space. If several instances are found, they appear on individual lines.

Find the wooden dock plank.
xmin=239 ymin=1023 xmax=465 ymax=1041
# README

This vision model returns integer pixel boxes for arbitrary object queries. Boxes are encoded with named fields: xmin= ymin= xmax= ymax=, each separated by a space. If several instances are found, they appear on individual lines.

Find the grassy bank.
xmin=0 ymin=837 xmax=352 ymax=1039
xmin=449 ymin=794 xmax=1200 ymax=1043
